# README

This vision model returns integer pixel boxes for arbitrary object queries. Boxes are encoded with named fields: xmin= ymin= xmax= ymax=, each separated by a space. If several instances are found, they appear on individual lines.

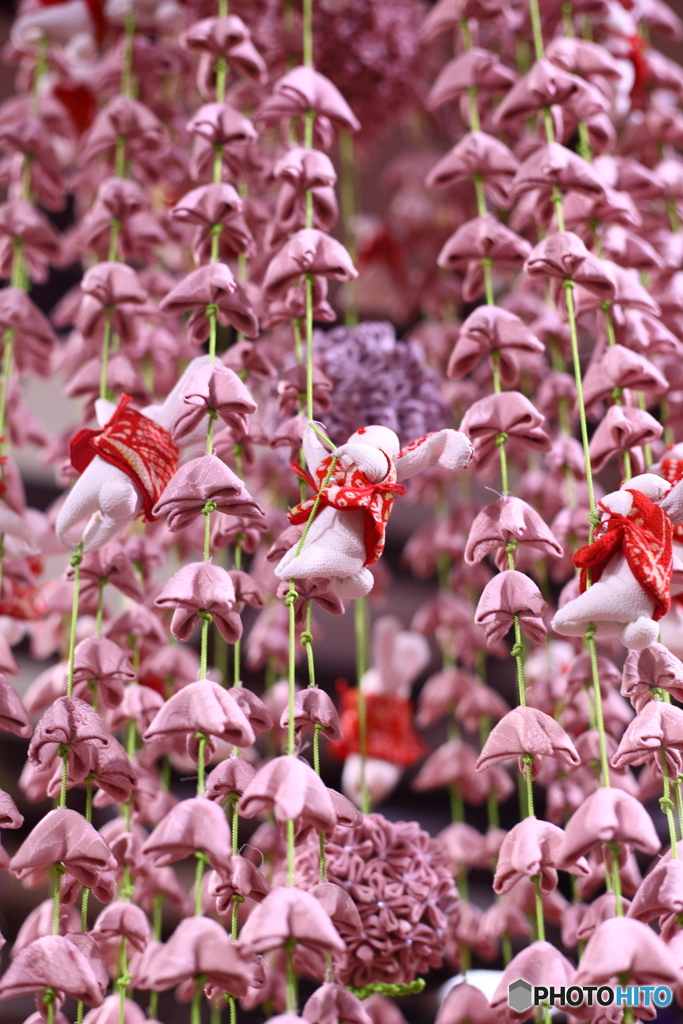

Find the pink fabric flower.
xmin=426 ymin=48 xmax=517 ymax=109
xmin=155 ymin=562 xmax=242 ymax=644
xmin=0 ymin=288 xmax=57 ymax=375
xmin=208 ymin=856 xmax=270 ymax=911
xmin=160 ymin=264 xmax=258 ymax=341
xmin=412 ymin=740 xmax=489 ymax=803
xmin=581 ymin=345 xmax=669 ymax=412
xmin=611 ymin=699 xmax=683 ymax=774
xmin=142 ymin=796 xmax=232 ymax=871
xmin=437 ymin=215 xmax=531 ymax=301
xmin=263 ymin=229 xmax=357 ymax=302
xmin=426 ymin=131 xmax=518 ymax=207
xmin=557 ymin=788 xmax=661 ymax=868
xmin=460 ymin=392 xmax=551 ymax=467
xmin=0 ymin=674 xmax=31 ymax=738
xmin=491 ymin=942 xmax=575 ymax=1017
xmin=466 ymin=497 xmax=562 ymax=569
xmin=0 ymin=199 xmax=62 ymax=283
xmin=182 ymin=15 xmax=267 ymax=90
xmin=171 ymin=183 xmax=252 ymax=264
xmin=574 ymin=917 xmax=678 ymax=986
xmin=76 ymin=262 xmax=149 ymax=344
xmin=153 ymin=456 xmax=263 ymax=530
xmin=257 ymin=67 xmax=360 ymax=137
xmin=474 ymin=571 xmax=548 ymax=647
xmin=91 ymin=902 xmax=151 ymax=954
xmin=71 ymin=638 xmax=135 ymax=709
xmin=436 ymin=983 xmax=498 ymax=1024
xmin=302 ymin=984 xmax=371 ymax=1024
xmin=447 ymin=306 xmax=544 ymax=387
xmin=588 ymin=405 xmax=663 ymax=473
xmin=143 ymin=679 xmax=255 ymax=753
xmin=28 ymin=697 xmax=111 ymax=778
xmin=476 ymin=706 xmax=580 ymax=774
xmin=68 ymin=542 xmax=144 ymax=604
xmin=186 ymin=103 xmax=257 ymax=181
xmin=0 ymin=935 xmax=107 ymax=1007
xmin=239 ymin=755 xmax=337 ymax=835
xmin=10 ymin=808 xmax=117 ymax=888
xmin=621 ymin=642 xmax=683 ymax=710
xmin=280 ymin=688 xmax=342 ymax=741
xmin=172 ymin=363 xmax=257 ymax=443
xmin=238 ymin=886 xmax=345 ymax=955
xmin=493 ymin=817 xmax=588 ymax=895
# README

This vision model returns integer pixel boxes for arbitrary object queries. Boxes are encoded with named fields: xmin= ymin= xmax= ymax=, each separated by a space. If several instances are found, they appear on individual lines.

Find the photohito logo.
xmin=507 ymin=980 xmax=673 ymax=1013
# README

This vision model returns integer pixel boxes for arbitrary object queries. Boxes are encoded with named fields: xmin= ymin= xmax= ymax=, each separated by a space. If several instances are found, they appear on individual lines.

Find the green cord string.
xmin=100 ymin=309 xmax=113 ymax=400
xmin=349 ymin=980 xmax=426 ymax=1000
xmin=660 ymin=746 xmax=679 ymax=858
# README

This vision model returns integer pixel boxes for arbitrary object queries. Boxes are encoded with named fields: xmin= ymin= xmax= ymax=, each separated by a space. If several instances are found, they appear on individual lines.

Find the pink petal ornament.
xmin=611 ymin=699 xmax=683 ymax=773
xmin=82 ymin=96 xmax=164 ymax=165
xmin=0 ymin=674 xmax=31 ymax=737
xmin=90 ymin=903 xmax=151 ymax=954
xmin=238 ymin=886 xmax=345 ymax=955
xmin=466 ymin=497 xmax=562 ymax=568
xmin=141 ymin=796 xmax=232 ymax=871
xmin=493 ymin=817 xmax=588 ymax=895
xmin=208 ymin=856 xmax=270 ymax=910
xmin=171 ymin=183 xmax=252 ymax=264
xmin=574 ymin=917 xmax=679 ymax=986
xmin=581 ymin=345 xmax=669 ymax=412
xmin=302 ymin=984 xmax=371 ymax=1024
xmin=474 ymin=571 xmax=548 ymax=647
xmin=141 ymin=917 xmax=264 ymax=997
xmin=627 ymin=858 xmax=683 ymax=936
xmin=524 ymin=232 xmax=615 ymax=300
xmin=437 ymin=215 xmax=531 ymax=300
xmin=0 ymin=289 xmax=57 ymax=375
xmin=309 ymin=882 xmax=362 ymax=938
xmin=108 ymin=684 xmax=163 ymax=735
xmin=152 ymin=455 xmax=263 ymax=530
xmin=181 ymin=15 xmax=266 ymax=88
xmin=76 ymin=262 xmax=148 ymax=343
xmin=71 ymin=638 xmax=135 ymax=709
xmin=588 ymin=405 xmax=663 ymax=473
xmin=415 ymin=668 xmax=475 ymax=728
xmin=280 ymin=688 xmax=342 ymax=741
xmin=143 ymin=679 xmax=255 ymax=752
xmin=557 ymin=788 xmax=661 ymax=869
xmin=447 ymin=307 xmax=543 ymax=387
xmin=28 ymin=697 xmax=110 ymax=776
xmin=491 ymin=942 xmax=575 ymax=1018
xmin=10 ymin=807 xmax=117 ymax=888
xmin=155 ymin=562 xmax=242 ymax=644
xmin=426 ymin=132 xmax=518 ymax=207
xmin=68 ymin=542 xmax=144 ymax=604
xmin=0 ymin=935 xmax=107 ymax=1007
xmin=412 ymin=741 xmax=489 ymax=803
xmin=172 ymin=363 xmax=257 ymax=443
xmin=257 ymin=66 xmax=360 ymax=135
xmin=621 ymin=642 xmax=683 ymax=710
xmin=0 ymin=199 xmax=62 ymax=283
xmin=186 ymin=103 xmax=257 ymax=181
xmin=436 ymin=982 xmax=499 ymax=1024
xmin=476 ymin=707 xmax=580 ymax=774
xmin=495 ymin=59 xmax=609 ymax=124
xmin=263 ymin=229 xmax=357 ymax=301
xmin=239 ymin=755 xmax=337 ymax=835
xmin=82 ymin=995 xmax=146 ymax=1024
xmin=510 ymin=142 xmax=606 ymax=207
xmin=159 ymin=264 xmax=258 ymax=341
xmin=426 ymin=48 xmax=517 ymax=109
xmin=460 ymin=392 xmax=551 ymax=467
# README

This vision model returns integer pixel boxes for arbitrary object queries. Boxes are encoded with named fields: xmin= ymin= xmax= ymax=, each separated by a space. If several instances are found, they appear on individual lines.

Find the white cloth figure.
xmin=552 ymin=473 xmax=673 ymax=650
xmin=275 ymin=423 xmax=473 ymax=598
xmin=340 ymin=616 xmax=431 ymax=808
xmin=56 ymin=356 xmax=208 ymax=552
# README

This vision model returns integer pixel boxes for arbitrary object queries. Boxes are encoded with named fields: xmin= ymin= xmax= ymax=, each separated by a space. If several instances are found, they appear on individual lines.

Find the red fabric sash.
xmin=288 ymin=455 xmax=405 ymax=566
xmin=573 ymin=488 xmax=673 ymax=621
xmin=69 ymin=395 xmax=179 ymax=521
xmin=330 ymin=684 xmax=428 ymax=767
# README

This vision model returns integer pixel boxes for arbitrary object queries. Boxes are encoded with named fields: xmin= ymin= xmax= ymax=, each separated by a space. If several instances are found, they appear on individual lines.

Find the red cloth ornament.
xmin=288 ymin=455 xmax=405 ymax=567
xmin=573 ymin=488 xmax=673 ymax=621
xmin=69 ymin=395 xmax=179 ymax=521
xmin=330 ymin=682 xmax=428 ymax=766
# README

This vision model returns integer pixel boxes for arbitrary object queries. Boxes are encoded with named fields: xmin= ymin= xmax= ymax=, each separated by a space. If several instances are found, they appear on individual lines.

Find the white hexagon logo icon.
xmin=508 ymin=978 xmax=533 ymax=1014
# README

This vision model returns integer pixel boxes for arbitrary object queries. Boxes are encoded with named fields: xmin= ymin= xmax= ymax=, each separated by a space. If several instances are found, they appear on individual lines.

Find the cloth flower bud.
xmin=140 ymin=917 xmax=264 ymax=997
xmin=611 ymin=699 xmax=683 ymax=774
xmin=208 ymin=855 xmax=270 ymax=911
xmin=0 ymin=674 xmax=31 ymax=737
xmin=280 ymin=688 xmax=342 ymax=741
xmin=186 ymin=103 xmax=257 ymax=180
xmin=437 ymin=822 xmax=486 ymax=872
xmin=56 ymin=734 xmax=136 ymax=805
xmin=588 ymin=405 xmax=663 ymax=473
xmin=426 ymin=131 xmax=518 ymax=207
xmin=574 ymin=917 xmax=678 ymax=987
xmin=581 ymin=345 xmax=668 ymax=413
xmin=238 ymin=886 xmax=345 ymax=955
xmin=412 ymin=740 xmax=489 ymax=803
xmin=455 ymin=683 xmax=510 ymax=732
xmin=171 ymin=184 xmax=252 ymax=264
xmin=565 ymin=651 xmax=621 ymax=700
xmin=476 ymin=706 xmax=580 ymax=776
xmin=556 ymin=787 xmax=660 ymax=870
xmin=0 ymin=935 xmax=107 ymax=1008
xmin=437 ymin=215 xmax=531 ymax=301
xmin=545 ymin=35 xmax=623 ymax=82
xmin=478 ymin=902 xmax=530 ymax=949
xmin=159 ymin=264 xmax=258 ymax=341
xmin=263 ymin=229 xmax=357 ymax=302
xmin=447 ymin=306 xmax=543 ymax=387
xmin=153 ymin=456 xmax=264 ymax=530
xmin=90 ymin=903 xmax=151 ymax=958
xmin=491 ymin=942 xmax=575 ymax=1018
xmin=256 ymin=66 xmax=360 ymax=137
xmin=143 ymin=679 xmax=255 ymax=756
xmin=82 ymin=995 xmax=146 ymax=1024
xmin=277 ymin=364 xmax=333 ymax=418
xmin=108 ymin=685 xmax=163 ymax=736
xmin=142 ymin=796 xmax=232 ymax=871
xmin=308 ymin=882 xmax=362 ymax=938
xmin=10 ymin=808 xmax=117 ymax=889
xmin=155 ymin=562 xmax=242 ymax=644
xmin=494 ymin=59 xmax=609 ymax=125
xmin=0 ymin=199 xmax=62 ymax=283
xmin=510 ymin=142 xmax=606 ymax=212
xmin=425 ymin=48 xmax=517 ymax=110
xmin=223 ymin=686 xmax=272 ymax=735
xmin=205 ymin=757 xmax=257 ymax=802
xmin=28 ymin=696 xmax=110 ymax=777
xmin=302 ymin=984 xmax=371 ymax=1024
xmin=493 ymin=817 xmax=589 ymax=895
xmin=171 ymin=363 xmax=257 ymax=444
xmin=576 ymin=264 xmax=660 ymax=318
xmin=466 ymin=496 xmax=562 ymax=569
xmin=239 ymin=755 xmax=337 ymax=836
xmin=415 ymin=667 xmax=475 ymax=728
xmin=12 ymin=900 xmax=80 ymax=957
xmin=71 ymin=638 xmax=135 ymax=710
xmin=76 ymin=262 xmax=148 ymax=344
xmin=524 ymin=231 xmax=615 ymax=301
xmin=181 ymin=15 xmax=266 ymax=90
xmin=275 ymin=578 xmax=344 ymax=628
xmin=436 ymin=983 xmax=499 ymax=1024
xmin=627 ymin=858 xmax=683 ymax=937
xmin=475 ymin=570 xmax=548 ymax=647
xmin=460 ymin=392 xmax=551 ymax=467
xmin=81 ymin=96 xmax=164 ymax=165
xmin=621 ymin=642 xmax=683 ymax=710
xmin=68 ymin=542 xmax=144 ymax=604
xmin=0 ymin=289 xmax=57 ymax=375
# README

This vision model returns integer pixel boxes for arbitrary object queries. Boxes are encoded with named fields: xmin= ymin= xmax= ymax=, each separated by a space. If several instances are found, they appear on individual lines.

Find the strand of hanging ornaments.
xmin=2 ymin=0 xmax=683 ymax=1023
